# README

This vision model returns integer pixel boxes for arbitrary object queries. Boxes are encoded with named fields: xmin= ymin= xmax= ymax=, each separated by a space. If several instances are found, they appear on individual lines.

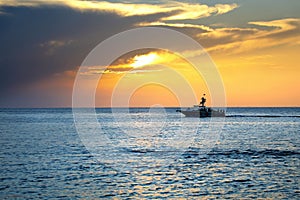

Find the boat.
xmin=177 ymin=105 xmax=225 ymax=117
xmin=176 ymin=94 xmax=225 ymax=118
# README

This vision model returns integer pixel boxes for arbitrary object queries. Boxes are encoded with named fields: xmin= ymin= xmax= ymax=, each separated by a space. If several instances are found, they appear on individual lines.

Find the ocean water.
xmin=0 ymin=108 xmax=299 ymax=199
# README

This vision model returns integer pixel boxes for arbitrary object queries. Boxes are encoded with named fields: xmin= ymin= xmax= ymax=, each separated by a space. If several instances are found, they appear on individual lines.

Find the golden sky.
xmin=0 ymin=0 xmax=299 ymax=107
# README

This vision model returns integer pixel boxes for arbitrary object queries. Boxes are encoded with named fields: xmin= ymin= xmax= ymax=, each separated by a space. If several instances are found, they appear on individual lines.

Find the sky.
xmin=0 ymin=0 xmax=299 ymax=107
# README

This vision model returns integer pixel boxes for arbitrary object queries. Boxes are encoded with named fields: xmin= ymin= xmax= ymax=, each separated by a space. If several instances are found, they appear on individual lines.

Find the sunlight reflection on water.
xmin=0 ymin=108 xmax=299 ymax=199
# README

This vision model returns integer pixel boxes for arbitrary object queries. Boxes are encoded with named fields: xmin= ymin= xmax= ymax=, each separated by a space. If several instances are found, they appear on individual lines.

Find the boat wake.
xmin=226 ymin=115 xmax=300 ymax=118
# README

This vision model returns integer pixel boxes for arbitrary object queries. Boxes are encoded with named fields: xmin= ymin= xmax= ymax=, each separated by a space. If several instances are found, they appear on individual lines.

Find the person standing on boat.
xmin=200 ymin=94 xmax=206 ymax=107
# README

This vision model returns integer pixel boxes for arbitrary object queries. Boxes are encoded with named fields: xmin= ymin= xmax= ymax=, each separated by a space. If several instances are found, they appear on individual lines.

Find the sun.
xmin=130 ymin=52 xmax=158 ymax=68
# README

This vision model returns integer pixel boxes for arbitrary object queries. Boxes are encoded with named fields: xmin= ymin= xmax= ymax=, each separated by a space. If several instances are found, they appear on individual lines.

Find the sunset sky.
xmin=0 ymin=0 xmax=299 ymax=107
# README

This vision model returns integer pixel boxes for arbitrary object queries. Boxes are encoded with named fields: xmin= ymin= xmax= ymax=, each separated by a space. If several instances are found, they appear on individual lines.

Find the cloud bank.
xmin=0 ymin=0 xmax=238 ymax=20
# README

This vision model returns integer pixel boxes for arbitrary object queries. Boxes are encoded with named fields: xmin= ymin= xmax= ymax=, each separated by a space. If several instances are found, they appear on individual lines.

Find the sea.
xmin=0 ymin=107 xmax=299 ymax=199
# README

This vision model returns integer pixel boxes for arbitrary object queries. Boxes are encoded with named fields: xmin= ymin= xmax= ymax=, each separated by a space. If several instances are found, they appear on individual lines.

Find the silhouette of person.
xmin=200 ymin=94 xmax=206 ymax=107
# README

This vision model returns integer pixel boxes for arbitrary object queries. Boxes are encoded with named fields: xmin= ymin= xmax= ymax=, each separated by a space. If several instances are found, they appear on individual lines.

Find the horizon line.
xmin=0 ymin=106 xmax=300 ymax=109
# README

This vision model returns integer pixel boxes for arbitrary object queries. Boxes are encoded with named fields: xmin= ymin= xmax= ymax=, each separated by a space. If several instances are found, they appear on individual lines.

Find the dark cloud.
xmin=0 ymin=5 xmax=166 ymax=95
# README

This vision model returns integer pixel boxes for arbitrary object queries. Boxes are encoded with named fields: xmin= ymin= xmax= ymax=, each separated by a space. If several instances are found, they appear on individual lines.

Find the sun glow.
xmin=130 ymin=53 xmax=158 ymax=68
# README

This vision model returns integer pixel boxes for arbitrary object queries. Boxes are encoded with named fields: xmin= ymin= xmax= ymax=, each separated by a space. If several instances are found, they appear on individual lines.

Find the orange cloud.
xmin=136 ymin=21 xmax=213 ymax=32
xmin=80 ymin=50 xmax=182 ymax=76
xmin=160 ymin=2 xmax=238 ymax=21
xmin=0 ymin=0 xmax=238 ymax=20
xmin=196 ymin=18 xmax=300 ymax=55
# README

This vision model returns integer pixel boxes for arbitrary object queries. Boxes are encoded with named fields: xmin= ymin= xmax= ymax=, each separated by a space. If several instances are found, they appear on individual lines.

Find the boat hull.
xmin=178 ymin=108 xmax=225 ymax=118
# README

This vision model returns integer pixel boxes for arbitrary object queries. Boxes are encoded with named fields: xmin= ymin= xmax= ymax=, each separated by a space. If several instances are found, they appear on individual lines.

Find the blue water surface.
xmin=0 ymin=108 xmax=299 ymax=199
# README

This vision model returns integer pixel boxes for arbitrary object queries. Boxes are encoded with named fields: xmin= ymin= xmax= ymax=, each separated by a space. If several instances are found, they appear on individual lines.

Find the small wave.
xmin=232 ymin=178 xmax=252 ymax=183
xmin=208 ymin=149 xmax=300 ymax=157
xmin=129 ymin=149 xmax=155 ymax=153
xmin=123 ymin=149 xmax=300 ymax=158
xmin=119 ymin=147 xmax=299 ymax=158
xmin=180 ymin=149 xmax=300 ymax=159
xmin=120 ymin=147 xmax=156 ymax=154
xmin=226 ymin=115 xmax=300 ymax=118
